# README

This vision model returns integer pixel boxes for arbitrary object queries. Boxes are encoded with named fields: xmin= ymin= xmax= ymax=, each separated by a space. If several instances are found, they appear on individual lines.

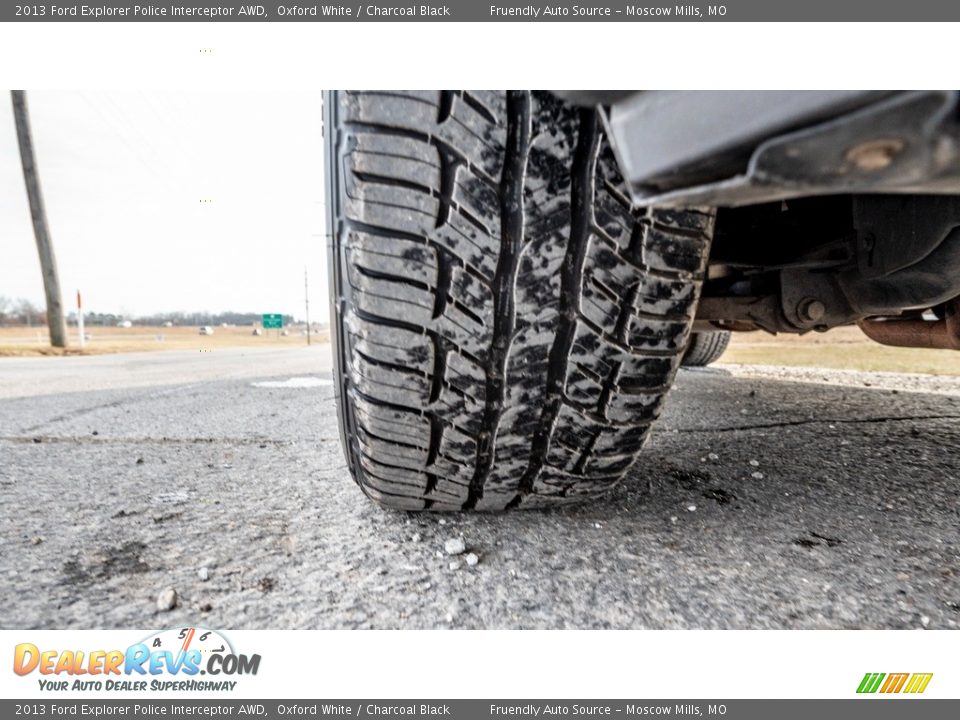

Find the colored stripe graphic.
xmin=880 ymin=673 xmax=909 ymax=693
xmin=857 ymin=672 xmax=932 ymax=694
xmin=903 ymin=673 xmax=933 ymax=694
xmin=857 ymin=673 xmax=885 ymax=693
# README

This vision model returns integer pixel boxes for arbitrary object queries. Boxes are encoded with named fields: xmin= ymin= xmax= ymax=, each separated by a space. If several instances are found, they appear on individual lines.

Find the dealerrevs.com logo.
xmin=857 ymin=673 xmax=933 ymax=694
xmin=13 ymin=627 xmax=261 ymax=692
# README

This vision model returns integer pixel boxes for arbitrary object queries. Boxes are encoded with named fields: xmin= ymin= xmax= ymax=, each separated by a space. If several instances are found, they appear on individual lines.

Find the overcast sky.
xmin=0 ymin=91 xmax=327 ymax=319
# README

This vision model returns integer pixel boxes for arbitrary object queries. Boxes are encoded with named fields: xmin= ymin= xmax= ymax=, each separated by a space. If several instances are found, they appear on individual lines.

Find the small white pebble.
xmin=156 ymin=588 xmax=178 ymax=612
xmin=444 ymin=537 xmax=466 ymax=555
xmin=921 ymin=616 xmax=931 ymax=628
xmin=669 ymin=516 xmax=678 ymax=524
xmin=707 ymin=453 xmax=719 ymax=461
xmin=197 ymin=567 xmax=209 ymax=582
xmin=444 ymin=612 xmax=454 ymax=623
xmin=687 ymin=504 xmax=697 ymax=512
xmin=448 ymin=561 xmax=461 ymax=571
xmin=749 ymin=459 xmax=760 ymax=467
xmin=411 ymin=533 xmax=422 ymax=543
xmin=465 ymin=553 xmax=479 ymax=567
xmin=751 ymin=471 xmax=764 ymax=480
xmin=438 ymin=519 xmax=447 ymax=525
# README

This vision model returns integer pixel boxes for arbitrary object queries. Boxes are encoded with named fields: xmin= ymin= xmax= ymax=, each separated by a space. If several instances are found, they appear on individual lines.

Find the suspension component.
xmin=858 ymin=298 xmax=960 ymax=350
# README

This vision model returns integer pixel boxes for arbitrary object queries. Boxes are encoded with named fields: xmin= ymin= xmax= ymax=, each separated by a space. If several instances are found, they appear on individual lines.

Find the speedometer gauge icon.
xmin=141 ymin=627 xmax=234 ymax=658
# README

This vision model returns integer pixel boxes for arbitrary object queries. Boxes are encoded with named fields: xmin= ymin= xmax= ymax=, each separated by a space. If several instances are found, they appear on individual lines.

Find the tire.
xmin=325 ymin=90 xmax=715 ymax=511
xmin=681 ymin=331 xmax=731 ymax=367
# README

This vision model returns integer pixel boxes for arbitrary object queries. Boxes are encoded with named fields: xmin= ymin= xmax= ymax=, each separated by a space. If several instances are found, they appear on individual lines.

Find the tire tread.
xmin=328 ymin=90 xmax=714 ymax=511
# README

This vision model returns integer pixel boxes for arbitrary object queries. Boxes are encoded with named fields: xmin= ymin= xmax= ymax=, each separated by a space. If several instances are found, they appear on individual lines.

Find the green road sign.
xmin=262 ymin=313 xmax=284 ymax=329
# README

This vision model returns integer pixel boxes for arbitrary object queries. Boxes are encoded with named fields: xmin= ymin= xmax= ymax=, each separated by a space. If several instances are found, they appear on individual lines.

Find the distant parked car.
xmin=162 ymin=321 xmax=174 ymax=328
xmin=116 ymin=320 xmax=132 ymax=328
xmin=199 ymin=326 xmax=214 ymax=336
xmin=252 ymin=327 xmax=263 ymax=336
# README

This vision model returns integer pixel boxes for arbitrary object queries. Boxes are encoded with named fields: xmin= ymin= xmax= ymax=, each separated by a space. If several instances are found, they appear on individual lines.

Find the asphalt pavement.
xmin=1 ymin=345 xmax=959 ymax=629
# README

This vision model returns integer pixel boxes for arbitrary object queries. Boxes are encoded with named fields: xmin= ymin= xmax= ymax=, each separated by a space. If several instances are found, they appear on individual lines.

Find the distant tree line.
xmin=0 ymin=296 xmax=45 ymax=326
xmin=0 ymin=297 xmax=298 ymax=327
xmin=108 ymin=311 xmax=297 ymax=327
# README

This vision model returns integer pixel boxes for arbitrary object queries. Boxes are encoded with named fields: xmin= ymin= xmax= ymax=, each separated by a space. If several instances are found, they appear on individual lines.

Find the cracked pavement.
xmin=1 ymin=345 xmax=959 ymax=629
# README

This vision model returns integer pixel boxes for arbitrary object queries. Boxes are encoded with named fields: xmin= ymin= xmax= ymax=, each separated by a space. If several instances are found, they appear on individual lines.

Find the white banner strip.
xmin=1 ymin=630 xmax=955 ymax=700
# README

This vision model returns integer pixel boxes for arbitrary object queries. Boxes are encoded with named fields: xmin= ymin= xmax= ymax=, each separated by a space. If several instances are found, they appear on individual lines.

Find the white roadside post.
xmin=305 ymin=268 xmax=312 ymax=346
xmin=76 ymin=290 xmax=85 ymax=348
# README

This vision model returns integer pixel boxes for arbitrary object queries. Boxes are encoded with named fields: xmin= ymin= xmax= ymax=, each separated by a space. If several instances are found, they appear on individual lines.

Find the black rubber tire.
xmin=681 ymin=331 xmax=732 ymax=367
xmin=325 ymin=90 xmax=715 ymax=511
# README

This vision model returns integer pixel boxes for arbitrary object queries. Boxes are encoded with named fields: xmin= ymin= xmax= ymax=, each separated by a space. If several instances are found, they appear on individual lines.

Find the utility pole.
xmin=11 ymin=90 xmax=67 ymax=348
xmin=304 ymin=268 xmax=311 ymax=346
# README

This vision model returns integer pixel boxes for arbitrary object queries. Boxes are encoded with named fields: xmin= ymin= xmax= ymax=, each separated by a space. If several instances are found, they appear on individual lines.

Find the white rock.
xmin=444 ymin=537 xmax=466 ymax=555
xmin=687 ymin=504 xmax=697 ymax=512
xmin=465 ymin=553 xmax=479 ymax=567
xmin=411 ymin=533 xmax=422 ymax=543
xmin=197 ymin=567 xmax=210 ymax=582
xmin=707 ymin=452 xmax=719 ymax=461
xmin=749 ymin=459 xmax=760 ymax=467
xmin=921 ymin=615 xmax=931 ymax=628
xmin=751 ymin=471 xmax=764 ymax=480
xmin=156 ymin=588 xmax=178 ymax=611
xmin=448 ymin=561 xmax=461 ymax=571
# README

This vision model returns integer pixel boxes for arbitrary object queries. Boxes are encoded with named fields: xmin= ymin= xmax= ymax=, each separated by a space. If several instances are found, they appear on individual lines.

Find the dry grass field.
xmin=1 ymin=323 xmax=956 ymax=376
xmin=724 ymin=325 xmax=960 ymax=376
xmin=0 ymin=324 xmax=329 ymax=357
